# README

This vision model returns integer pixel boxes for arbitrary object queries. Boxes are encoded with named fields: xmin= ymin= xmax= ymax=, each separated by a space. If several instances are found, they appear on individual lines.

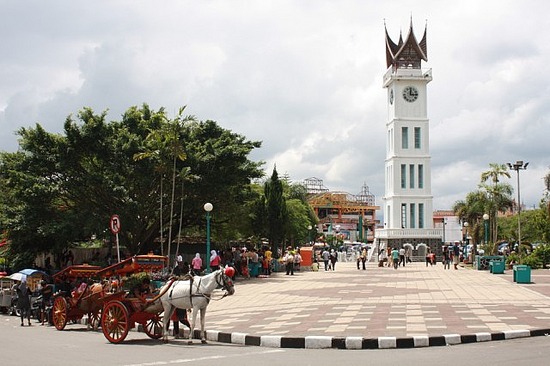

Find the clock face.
xmin=389 ymin=89 xmax=394 ymax=104
xmin=402 ymin=86 xmax=419 ymax=102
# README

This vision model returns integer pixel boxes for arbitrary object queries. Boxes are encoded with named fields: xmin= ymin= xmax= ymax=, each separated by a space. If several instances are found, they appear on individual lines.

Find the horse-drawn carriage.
xmin=96 ymin=254 xmax=168 ymax=344
xmin=51 ymin=264 xmax=118 ymax=330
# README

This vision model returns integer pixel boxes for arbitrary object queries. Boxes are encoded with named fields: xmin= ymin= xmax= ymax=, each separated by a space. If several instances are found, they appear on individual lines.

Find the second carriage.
xmin=97 ymin=254 xmax=169 ymax=344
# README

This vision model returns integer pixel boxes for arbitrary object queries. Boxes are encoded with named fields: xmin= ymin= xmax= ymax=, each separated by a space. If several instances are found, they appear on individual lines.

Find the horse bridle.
xmin=215 ymin=270 xmax=233 ymax=295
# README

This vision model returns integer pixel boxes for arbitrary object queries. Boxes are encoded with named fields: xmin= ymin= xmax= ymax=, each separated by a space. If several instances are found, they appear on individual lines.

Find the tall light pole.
xmin=442 ymin=218 xmax=446 ymax=245
xmin=204 ymin=202 xmax=213 ymax=273
xmin=463 ymin=221 xmax=471 ymax=265
xmin=507 ymin=161 xmax=528 ymax=258
xmin=307 ymin=225 xmax=312 ymax=245
xmin=483 ymin=213 xmax=489 ymax=245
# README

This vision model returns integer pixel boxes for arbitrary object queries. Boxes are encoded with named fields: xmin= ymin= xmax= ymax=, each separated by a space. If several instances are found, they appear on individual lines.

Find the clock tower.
xmin=377 ymin=20 xmax=441 ymax=253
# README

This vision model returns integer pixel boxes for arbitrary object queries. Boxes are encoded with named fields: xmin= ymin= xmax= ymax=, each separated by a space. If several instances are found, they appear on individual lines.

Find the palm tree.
xmin=452 ymin=190 xmax=488 ymax=261
xmin=480 ymin=163 xmax=511 ymax=244
xmin=134 ymin=107 xmax=196 ymax=267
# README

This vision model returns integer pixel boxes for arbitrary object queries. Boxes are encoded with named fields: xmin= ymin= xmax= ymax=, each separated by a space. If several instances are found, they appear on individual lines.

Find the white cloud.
xmin=1 ymin=0 xmax=549 ymax=213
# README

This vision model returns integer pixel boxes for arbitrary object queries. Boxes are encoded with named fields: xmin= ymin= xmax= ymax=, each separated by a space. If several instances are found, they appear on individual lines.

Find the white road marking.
xmin=123 ymin=349 xmax=284 ymax=366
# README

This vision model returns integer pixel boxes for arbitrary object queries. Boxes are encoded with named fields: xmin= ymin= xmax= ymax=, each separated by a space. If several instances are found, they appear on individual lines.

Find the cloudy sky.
xmin=1 ymin=1 xmax=549 ymax=213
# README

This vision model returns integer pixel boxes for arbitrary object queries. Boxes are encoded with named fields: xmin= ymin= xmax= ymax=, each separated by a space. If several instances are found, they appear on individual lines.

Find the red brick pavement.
xmin=199 ymin=261 xmax=550 ymax=339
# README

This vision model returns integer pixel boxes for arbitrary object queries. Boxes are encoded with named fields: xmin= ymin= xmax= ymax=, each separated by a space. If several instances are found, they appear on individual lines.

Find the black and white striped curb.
xmin=196 ymin=329 xmax=550 ymax=349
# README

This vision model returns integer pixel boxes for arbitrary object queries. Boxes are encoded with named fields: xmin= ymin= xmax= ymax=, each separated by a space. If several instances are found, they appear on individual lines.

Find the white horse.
xmin=160 ymin=266 xmax=235 ymax=343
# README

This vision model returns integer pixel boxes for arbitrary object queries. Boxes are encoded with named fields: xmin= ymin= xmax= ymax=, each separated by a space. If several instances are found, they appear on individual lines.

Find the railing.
xmin=383 ymin=67 xmax=432 ymax=86
xmin=376 ymin=228 xmax=442 ymax=239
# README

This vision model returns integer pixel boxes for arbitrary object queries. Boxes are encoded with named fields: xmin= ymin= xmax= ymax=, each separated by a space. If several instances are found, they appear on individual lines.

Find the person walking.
xmin=443 ymin=246 xmax=451 ymax=270
xmin=453 ymin=241 xmax=461 ymax=270
xmin=191 ymin=253 xmax=203 ymax=275
xmin=13 ymin=279 xmax=32 ymax=326
xmin=284 ymin=250 xmax=295 ymax=275
xmin=357 ymin=248 xmax=367 ymax=270
xmin=321 ymin=248 xmax=330 ymax=271
xmin=399 ymin=247 xmax=406 ymax=267
xmin=329 ymin=249 xmax=338 ymax=271
xmin=210 ymin=250 xmax=221 ymax=271
xmin=391 ymin=248 xmax=400 ymax=269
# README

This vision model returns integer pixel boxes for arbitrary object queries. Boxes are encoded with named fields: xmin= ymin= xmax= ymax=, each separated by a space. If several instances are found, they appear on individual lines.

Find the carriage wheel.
xmin=88 ymin=309 xmax=101 ymax=330
xmin=101 ymin=301 xmax=129 ymax=344
xmin=143 ymin=313 xmax=163 ymax=339
xmin=52 ymin=296 xmax=68 ymax=331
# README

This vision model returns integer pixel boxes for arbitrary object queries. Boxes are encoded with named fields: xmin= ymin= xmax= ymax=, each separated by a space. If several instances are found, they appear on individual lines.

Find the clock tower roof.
xmin=385 ymin=19 xmax=427 ymax=70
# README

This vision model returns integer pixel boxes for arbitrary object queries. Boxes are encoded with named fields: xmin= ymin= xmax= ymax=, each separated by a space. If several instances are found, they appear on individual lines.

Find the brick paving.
xmin=200 ymin=260 xmax=550 ymax=339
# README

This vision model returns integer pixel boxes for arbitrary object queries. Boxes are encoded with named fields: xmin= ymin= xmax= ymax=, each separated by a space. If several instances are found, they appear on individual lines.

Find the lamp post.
xmin=463 ymin=221 xmax=471 ymax=265
xmin=483 ymin=213 xmax=489 ymax=245
xmin=507 ymin=161 xmax=528 ymax=258
xmin=307 ymin=225 xmax=312 ymax=245
xmin=204 ymin=202 xmax=213 ymax=273
xmin=442 ymin=218 xmax=446 ymax=245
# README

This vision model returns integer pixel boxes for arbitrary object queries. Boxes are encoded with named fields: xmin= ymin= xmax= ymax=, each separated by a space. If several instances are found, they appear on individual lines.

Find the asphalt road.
xmin=2 ymin=315 xmax=550 ymax=366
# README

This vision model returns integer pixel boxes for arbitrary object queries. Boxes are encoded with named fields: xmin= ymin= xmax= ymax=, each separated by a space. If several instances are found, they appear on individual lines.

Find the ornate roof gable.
xmin=385 ymin=19 xmax=427 ymax=69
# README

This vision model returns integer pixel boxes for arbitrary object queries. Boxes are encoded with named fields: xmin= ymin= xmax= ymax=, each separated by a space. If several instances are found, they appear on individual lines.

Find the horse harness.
xmin=168 ymin=271 xmax=230 ymax=307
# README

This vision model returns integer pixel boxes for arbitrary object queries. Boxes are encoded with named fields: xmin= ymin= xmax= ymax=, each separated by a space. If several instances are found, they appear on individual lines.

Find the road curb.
xmin=198 ymin=328 xmax=550 ymax=349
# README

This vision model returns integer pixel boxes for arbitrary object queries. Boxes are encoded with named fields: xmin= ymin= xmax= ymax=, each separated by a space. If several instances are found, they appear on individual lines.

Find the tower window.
xmin=401 ymin=203 xmax=407 ymax=229
xmin=419 ymin=203 xmax=425 ymax=228
xmin=418 ymin=164 xmax=424 ymax=189
xmin=402 ymin=127 xmax=408 ymax=149
xmin=410 ymin=203 xmax=416 ymax=228
xmin=409 ymin=164 xmax=415 ymax=189
xmin=414 ymin=127 xmax=421 ymax=149
xmin=401 ymin=164 xmax=406 ymax=189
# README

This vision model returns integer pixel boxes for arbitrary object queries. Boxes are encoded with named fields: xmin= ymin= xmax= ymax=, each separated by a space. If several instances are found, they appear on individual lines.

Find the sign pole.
xmin=110 ymin=214 xmax=121 ymax=263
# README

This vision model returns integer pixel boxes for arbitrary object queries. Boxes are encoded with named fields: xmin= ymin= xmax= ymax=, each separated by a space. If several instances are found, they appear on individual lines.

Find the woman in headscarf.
xmin=13 ymin=279 xmax=31 ymax=326
xmin=191 ymin=253 xmax=203 ymax=275
xmin=210 ymin=250 xmax=220 ymax=271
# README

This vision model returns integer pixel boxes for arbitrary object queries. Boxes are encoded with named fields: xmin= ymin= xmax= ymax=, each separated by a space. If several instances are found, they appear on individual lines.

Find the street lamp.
xmin=442 ymin=218 xmax=447 ymax=245
xmin=483 ymin=213 xmax=489 ymax=245
xmin=204 ymin=202 xmax=213 ymax=273
xmin=463 ymin=221 xmax=471 ymax=265
xmin=307 ymin=225 xmax=312 ymax=245
xmin=507 ymin=160 xmax=528 ymax=257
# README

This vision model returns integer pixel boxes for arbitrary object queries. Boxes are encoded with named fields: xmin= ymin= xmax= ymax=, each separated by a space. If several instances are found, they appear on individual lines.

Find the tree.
xmin=480 ymin=163 xmax=511 ymax=243
xmin=264 ymin=167 xmax=287 ymax=257
xmin=0 ymin=105 xmax=264 ymax=269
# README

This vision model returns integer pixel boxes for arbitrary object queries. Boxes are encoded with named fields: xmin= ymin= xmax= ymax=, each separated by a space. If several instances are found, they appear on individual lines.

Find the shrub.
xmin=533 ymin=244 xmax=550 ymax=269
xmin=521 ymin=254 xmax=543 ymax=269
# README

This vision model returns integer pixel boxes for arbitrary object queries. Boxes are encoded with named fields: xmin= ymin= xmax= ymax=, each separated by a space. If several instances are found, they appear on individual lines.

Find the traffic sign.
xmin=110 ymin=214 xmax=121 ymax=234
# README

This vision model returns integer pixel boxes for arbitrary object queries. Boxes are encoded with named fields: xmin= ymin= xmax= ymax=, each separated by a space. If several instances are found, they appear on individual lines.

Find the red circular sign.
xmin=110 ymin=215 xmax=121 ymax=234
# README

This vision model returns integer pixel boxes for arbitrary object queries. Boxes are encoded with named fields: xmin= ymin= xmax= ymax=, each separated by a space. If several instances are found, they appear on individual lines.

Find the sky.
xmin=1 ymin=0 xmax=549 ymax=213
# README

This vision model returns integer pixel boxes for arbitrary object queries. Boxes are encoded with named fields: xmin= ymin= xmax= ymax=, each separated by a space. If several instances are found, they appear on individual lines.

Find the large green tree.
xmin=480 ymin=163 xmax=512 ymax=243
xmin=0 ymin=105 xmax=263 ymax=269
xmin=264 ymin=167 xmax=286 ymax=257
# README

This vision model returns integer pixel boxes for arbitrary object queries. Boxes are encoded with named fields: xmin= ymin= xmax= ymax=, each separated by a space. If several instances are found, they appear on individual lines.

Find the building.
xmin=305 ymin=178 xmax=379 ymax=244
xmin=376 ymin=20 xmax=442 ymax=256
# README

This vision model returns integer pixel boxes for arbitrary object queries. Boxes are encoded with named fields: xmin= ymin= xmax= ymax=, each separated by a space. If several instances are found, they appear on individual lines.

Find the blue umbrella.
xmin=18 ymin=269 xmax=47 ymax=276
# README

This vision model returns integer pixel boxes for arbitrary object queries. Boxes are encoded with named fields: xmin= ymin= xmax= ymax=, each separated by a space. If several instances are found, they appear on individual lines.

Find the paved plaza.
xmin=196 ymin=260 xmax=550 ymax=347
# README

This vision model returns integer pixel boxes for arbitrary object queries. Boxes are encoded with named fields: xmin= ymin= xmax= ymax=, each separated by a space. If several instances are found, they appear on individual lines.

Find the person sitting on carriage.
xmin=129 ymin=277 xmax=152 ymax=303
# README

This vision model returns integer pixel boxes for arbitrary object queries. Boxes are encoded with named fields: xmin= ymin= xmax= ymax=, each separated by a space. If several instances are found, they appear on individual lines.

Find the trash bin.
xmin=489 ymin=260 xmax=505 ymax=274
xmin=513 ymin=265 xmax=531 ymax=283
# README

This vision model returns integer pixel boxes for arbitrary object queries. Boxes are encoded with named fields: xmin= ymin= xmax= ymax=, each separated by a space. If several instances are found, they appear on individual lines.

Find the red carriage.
xmin=51 ymin=264 xmax=122 ymax=330
xmin=96 ymin=254 xmax=169 ymax=344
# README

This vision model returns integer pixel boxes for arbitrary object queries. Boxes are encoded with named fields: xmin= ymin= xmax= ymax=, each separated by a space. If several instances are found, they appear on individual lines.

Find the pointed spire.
xmin=384 ymin=18 xmax=428 ymax=69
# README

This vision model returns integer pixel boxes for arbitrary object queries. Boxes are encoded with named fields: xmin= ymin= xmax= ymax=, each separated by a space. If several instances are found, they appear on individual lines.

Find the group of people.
xmin=12 ymin=278 xmax=53 ymax=327
xmin=320 ymin=248 xmax=338 ymax=271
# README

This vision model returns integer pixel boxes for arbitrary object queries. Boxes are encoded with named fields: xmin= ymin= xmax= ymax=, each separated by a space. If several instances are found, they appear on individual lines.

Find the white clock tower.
xmin=377 ymin=20 xmax=441 ymax=253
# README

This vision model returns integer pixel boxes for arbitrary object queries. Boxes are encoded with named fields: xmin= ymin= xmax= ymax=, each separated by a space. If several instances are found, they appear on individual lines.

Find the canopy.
xmin=18 ymin=268 xmax=47 ymax=276
xmin=96 ymin=255 xmax=167 ymax=278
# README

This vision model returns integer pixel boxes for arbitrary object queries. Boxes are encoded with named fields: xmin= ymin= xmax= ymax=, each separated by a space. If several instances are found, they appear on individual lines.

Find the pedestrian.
xmin=39 ymin=279 xmax=53 ymax=325
xmin=425 ymin=248 xmax=431 ymax=267
xmin=387 ymin=247 xmax=393 ymax=268
xmin=13 ymin=279 xmax=31 ymax=326
xmin=329 ymin=249 xmax=338 ymax=271
xmin=284 ymin=250 xmax=295 ymax=275
xmin=399 ymin=247 xmax=406 ymax=267
xmin=321 ymin=248 xmax=330 ymax=271
xmin=191 ymin=253 xmax=202 ymax=275
xmin=453 ymin=241 xmax=461 ymax=270
xmin=293 ymin=250 xmax=302 ymax=272
xmin=264 ymin=246 xmax=273 ymax=275
xmin=210 ymin=250 xmax=220 ymax=271
xmin=391 ymin=248 xmax=399 ymax=269
xmin=233 ymin=247 xmax=242 ymax=276
xmin=443 ymin=246 xmax=451 ymax=269
xmin=357 ymin=248 xmax=367 ymax=270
